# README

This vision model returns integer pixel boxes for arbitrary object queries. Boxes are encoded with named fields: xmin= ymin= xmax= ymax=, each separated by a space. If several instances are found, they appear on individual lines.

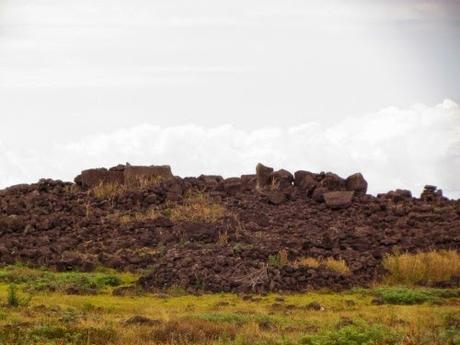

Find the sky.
xmin=1 ymin=0 xmax=460 ymax=198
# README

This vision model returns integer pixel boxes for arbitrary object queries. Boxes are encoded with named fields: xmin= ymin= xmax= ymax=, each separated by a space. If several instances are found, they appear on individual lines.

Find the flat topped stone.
xmin=323 ymin=191 xmax=354 ymax=209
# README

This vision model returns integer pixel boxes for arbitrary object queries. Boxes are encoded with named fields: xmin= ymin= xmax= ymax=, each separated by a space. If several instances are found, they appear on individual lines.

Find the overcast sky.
xmin=1 ymin=0 xmax=460 ymax=197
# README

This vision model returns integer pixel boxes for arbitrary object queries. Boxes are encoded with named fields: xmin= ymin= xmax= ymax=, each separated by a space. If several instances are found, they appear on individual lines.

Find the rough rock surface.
xmin=1 ymin=163 xmax=459 ymax=293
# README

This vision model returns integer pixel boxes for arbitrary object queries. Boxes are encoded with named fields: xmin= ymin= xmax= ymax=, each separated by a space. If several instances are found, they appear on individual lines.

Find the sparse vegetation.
xmin=268 ymin=249 xmax=289 ymax=268
xmin=91 ymin=175 xmax=165 ymax=200
xmin=6 ymin=284 xmax=20 ymax=307
xmin=293 ymin=257 xmax=351 ymax=275
xmin=168 ymin=192 xmax=229 ymax=223
xmin=372 ymin=287 xmax=435 ymax=305
xmin=0 ymin=266 xmax=459 ymax=344
xmin=301 ymin=320 xmax=401 ymax=345
xmin=91 ymin=181 xmax=125 ymax=200
xmin=383 ymin=250 xmax=460 ymax=286
xmin=324 ymin=258 xmax=351 ymax=275
xmin=125 ymin=174 xmax=164 ymax=190
xmin=293 ymin=257 xmax=321 ymax=269
xmin=0 ymin=265 xmax=135 ymax=294
xmin=111 ymin=208 xmax=159 ymax=224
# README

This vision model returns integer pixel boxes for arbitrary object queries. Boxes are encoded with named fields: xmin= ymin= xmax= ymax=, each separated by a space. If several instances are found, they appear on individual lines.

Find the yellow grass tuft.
xmin=293 ymin=257 xmax=351 ymax=275
xmin=169 ymin=193 xmax=228 ymax=223
xmin=125 ymin=175 xmax=164 ymax=189
xmin=293 ymin=257 xmax=320 ymax=269
xmin=323 ymin=258 xmax=351 ymax=275
xmin=91 ymin=181 xmax=125 ymax=200
xmin=383 ymin=250 xmax=460 ymax=286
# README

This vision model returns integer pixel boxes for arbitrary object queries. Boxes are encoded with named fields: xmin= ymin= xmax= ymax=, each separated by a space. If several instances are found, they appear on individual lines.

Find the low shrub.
xmin=372 ymin=287 xmax=434 ymax=305
xmin=383 ymin=250 xmax=460 ymax=286
xmin=7 ymin=284 xmax=20 ymax=307
xmin=301 ymin=320 xmax=401 ymax=345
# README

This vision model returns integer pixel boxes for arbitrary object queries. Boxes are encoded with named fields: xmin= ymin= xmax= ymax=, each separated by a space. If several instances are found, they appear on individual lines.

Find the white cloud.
xmin=1 ymin=100 xmax=459 ymax=199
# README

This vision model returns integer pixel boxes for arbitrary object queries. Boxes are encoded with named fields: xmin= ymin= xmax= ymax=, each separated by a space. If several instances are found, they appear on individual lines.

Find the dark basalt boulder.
xmin=345 ymin=173 xmax=368 ymax=195
xmin=223 ymin=177 xmax=242 ymax=195
xmin=294 ymin=171 xmax=318 ymax=193
xmin=319 ymin=172 xmax=346 ymax=191
xmin=78 ymin=168 xmax=124 ymax=189
xmin=270 ymin=169 xmax=294 ymax=190
xmin=256 ymin=163 xmax=274 ymax=190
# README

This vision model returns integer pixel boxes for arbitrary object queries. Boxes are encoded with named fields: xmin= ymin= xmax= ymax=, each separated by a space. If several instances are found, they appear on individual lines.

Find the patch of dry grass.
xmin=119 ymin=209 xmax=159 ymax=225
xmin=148 ymin=319 xmax=238 ymax=344
xmin=91 ymin=182 xmax=126 ymax=200
xmin=168 ymin=193 xmax=228 ymax=223
xmin=383 ymin=250 xmax=460 ymax=286
xmin=292 ymin=257 xmax=351 ymax=275
xmin=293 ymin=257 xmax=321 ymax=269
xmin=324 ymin=258 xmax=351 ymax=275
xmin=90 ymin=176 xmax=165 ymax=200
xmin=125 ymin=175 xmax=164 ymax=190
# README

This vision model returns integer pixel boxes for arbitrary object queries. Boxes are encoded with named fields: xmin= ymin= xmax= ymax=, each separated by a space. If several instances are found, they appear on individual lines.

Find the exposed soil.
xmin=1 ymin=164 xmax=459 ymax=293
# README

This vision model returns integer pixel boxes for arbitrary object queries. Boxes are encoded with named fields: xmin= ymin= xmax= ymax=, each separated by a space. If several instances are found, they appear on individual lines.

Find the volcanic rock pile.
xmin=0 ymin=163 xmax=459 ymax=292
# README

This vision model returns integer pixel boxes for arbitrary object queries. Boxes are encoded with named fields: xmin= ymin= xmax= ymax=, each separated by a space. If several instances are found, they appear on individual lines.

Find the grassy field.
xmin=0 ymin=266 xmax=459 ymax=345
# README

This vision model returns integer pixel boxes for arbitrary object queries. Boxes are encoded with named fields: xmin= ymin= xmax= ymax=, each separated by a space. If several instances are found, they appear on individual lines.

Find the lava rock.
xmin=323 ymin=191 xmax=354 ymax=209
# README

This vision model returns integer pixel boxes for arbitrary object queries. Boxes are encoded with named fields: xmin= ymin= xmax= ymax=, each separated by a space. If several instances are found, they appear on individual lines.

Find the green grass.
xmin=370 ymin=287 xmax=460 ymax=305
xmin=0 ymin=266 xmax=458 ymax=344
xmin=301 ymin=320 xmax=401 ymax=345
xmin=0 ymin=264 xmax=136 ymax=294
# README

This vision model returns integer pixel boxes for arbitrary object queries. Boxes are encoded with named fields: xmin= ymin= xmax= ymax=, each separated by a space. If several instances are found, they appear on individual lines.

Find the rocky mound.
xmin=0 ymin=163 xmax=459 ymax=292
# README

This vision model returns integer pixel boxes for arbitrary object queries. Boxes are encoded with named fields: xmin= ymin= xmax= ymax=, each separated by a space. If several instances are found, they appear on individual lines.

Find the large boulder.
xmin=323 ymin=191 xmax=354 ymax=209
xmin=256 ymin=163 xmax=274 ymax=190
xmin=78 ymin=168 xmax=124 ymax=189
xmin=319 ymin=173 xmax=346 ymax=191
xmin=124 ymin=165 xmax=173 ymax=187
xmin=380 ymin=189 xmax=412 ymax=202
xmin=294 ymin=171 xmax=318 ymax=193
xmin=223 ymin=177 xmax=242 ymax=195
xmin=270 ymin=169 xmax=294 ymax=190
xmin=312 ymin=186 xmax=329 ymax=202
xmin=345 ymin=173 xmax=368 ymax=195
xmin=241 ymin=174 xmax=257 ymax=191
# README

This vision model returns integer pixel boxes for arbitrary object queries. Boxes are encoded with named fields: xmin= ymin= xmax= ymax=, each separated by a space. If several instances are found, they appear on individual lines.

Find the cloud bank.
xmin=1 ymin=100 xmax=459 ymax=198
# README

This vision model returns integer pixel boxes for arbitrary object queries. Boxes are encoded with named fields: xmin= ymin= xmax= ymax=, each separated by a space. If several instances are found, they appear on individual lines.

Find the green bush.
xmin=301 ymin=320 xmax=401 ymax=345
xmin=7 ymin=284 xmax=20 ymax=307
xmin=373 ymin=288 xmax=434 ymax=305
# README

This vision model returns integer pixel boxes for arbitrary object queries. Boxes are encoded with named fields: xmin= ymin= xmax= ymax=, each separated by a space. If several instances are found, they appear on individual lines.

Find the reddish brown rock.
xmin=320 ymin=173 xmax=346 ymax=191
xmin=223 ymin=178 xmax=242 ymax=195
xmin=323 ymin=191 xmax=354 ymax=209
xmin=294 ymin=171 xmax=318 ymax=193
xmin=345 ymin=173 xmax=368 ymax=195
xmin=256 ymin=163 xmax=274 ymax=190
xmin=124 ymin=165 xmax=173 ymax=186
xmin=270 ymin=169 xmax=294 ymax=190
xmin=79 ymin=168 xmax=124 ymax=189
xmin=268 ymin=191 xmax=287 ymax=205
